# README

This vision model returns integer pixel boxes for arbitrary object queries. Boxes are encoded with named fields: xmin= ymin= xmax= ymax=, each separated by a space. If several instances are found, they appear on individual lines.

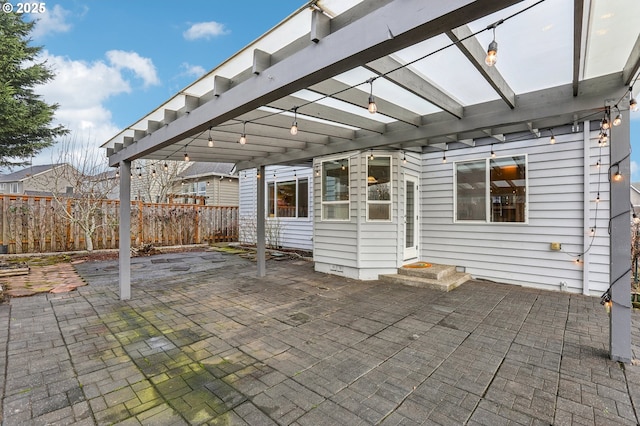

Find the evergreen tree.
xmin=0 ymin=8 xmax=67 ymax=166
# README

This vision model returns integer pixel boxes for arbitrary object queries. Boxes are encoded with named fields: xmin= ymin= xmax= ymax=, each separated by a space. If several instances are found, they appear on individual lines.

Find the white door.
xmin=404 ymin=175 xmax=419 ymax=260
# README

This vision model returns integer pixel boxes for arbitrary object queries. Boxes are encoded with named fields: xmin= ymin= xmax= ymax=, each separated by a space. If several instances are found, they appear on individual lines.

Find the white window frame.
xmin=320 ymin=157 xmax=350 ymax=221
xmin=454 ymin=154 xmax=528 ymax=224
xmin=366 ymin=155 xmax=392 ymax=222
xmin=266 ymin=177 xmax=309 ymax=220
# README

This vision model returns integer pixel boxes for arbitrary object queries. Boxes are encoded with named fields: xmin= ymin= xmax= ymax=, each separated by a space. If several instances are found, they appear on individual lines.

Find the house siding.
xmin=239 ymin=166 xmax=313 ymax=251
xmin=420 ymin=126 xmax=609 ymax=294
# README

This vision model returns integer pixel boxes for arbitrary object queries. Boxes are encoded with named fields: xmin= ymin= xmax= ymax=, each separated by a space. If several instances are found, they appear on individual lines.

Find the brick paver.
xmin=1 ymin=250 xmax=639 ymax=425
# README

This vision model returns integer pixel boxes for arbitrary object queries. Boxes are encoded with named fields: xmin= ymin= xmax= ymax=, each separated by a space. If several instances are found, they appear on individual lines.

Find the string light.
xmin=208 ymin=127 xmax=214 ymax=147
xmin=590 ymin=227 xmax=595 ymax=236
xmin=596 ymin=160 xmax=601 ymax=169
xmin=164 ymin=162 xmax=168 ymax=172
xmin=490 ymin=144 xmax=496 ymax=158
xmin=290 ymin=107 xmax=298 ymax=135
xmin=613 ymin=171 xmax=623 ymax=182
xmin=442 ymin=153 xmax=447 ymax=163
xmin=485 ymin=20 xmax=503 ymax=67
xmin=367 ymin=78 xmax=377 ymax=114
xmin=115 ymin=169 xmax=120 ymax=178
xmin=631 ymin=92 xmax=638 ymax=112
xmin=595 ymin=193 xmax=600 ymax=203
xmin=402 ymin=152 xmax=407 ymax=164
xmin=549 ymin=131 xmax=556 ymax=145
xmin=369 ymin=151 xmax=374 ymax=161
xmin=184 ymin=152 xmax=189 ymax=162
xmin=601 ymin=115 xmax=610 ymax=130
xmin=152 ymin=169 xmax=156 ymax=178
xmin=612 ymin=107 xmax=622 ymax=126
xmin=239 ymin=121 xmax=247 ymax=144
xmin=633 ymin=212 xmax=640 ymax=224
xmin=341 ymin=161 xmax=346 ymax=171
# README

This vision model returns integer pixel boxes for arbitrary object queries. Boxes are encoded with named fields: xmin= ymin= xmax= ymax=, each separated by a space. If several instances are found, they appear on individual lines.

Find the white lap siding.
xmin=420 ymin=126 xmax=609 ymax=294
xmin=239 ymin=166 xmax=313 ymax=251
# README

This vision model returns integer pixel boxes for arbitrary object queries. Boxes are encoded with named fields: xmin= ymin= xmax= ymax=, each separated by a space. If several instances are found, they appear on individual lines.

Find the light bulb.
xmin=485 ymin=40 xmax=498 ymax=66
xmin=599 ymin=133 xmax=608 ymax=145
xmin=115 ymin=170 xmax=120 ymax=178
xmin=633 ymin=213 xmax=640 ymax=224
xmin=368 ymin=95 xmax=377 ymax=114
xmin=163 ymin=163 xmax=168 ymax=171
xmin=596 ymin=160 xmax=601 ymax=169
xmin=491 ymin=148 xmax=496 ymax=158
xmin=403 ymin=156 xmax=407 ymax=164
xmin=602 ymin=117 xmax=610 ymax=130
xmin=152 ymin=169 xmax=156 ymax=177
xmin=184 ymin=152 xmax=189 ymax=162
xmin=369 ymin=153 xmax=374 ymax=161
xmin=613 ymin=171 xmax=623 ymax=181
xmin=631 ymin=97 xmax=638 ymax=112
xmin=208 ymin=137 xmax=214 ymax=148
xmin=239 ymin=134 xmax=247 ymax=145
xmin=442 ymin=155 xmax=447 ymax=163
xmin=550 ymin=134 xmax=556 ymax=144
xmin=613 ymin=113 xmax=622 ymax=126
xmin=290 ymin=122 xmax=298 ymax=136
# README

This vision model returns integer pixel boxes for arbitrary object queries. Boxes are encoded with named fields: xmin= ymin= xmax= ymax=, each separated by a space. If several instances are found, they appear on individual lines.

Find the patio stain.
xmin=0 ymin=261 xmax=87 ymax=297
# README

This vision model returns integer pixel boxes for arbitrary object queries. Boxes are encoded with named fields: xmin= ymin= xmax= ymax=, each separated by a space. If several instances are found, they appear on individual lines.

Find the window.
xmin=10 ymin=183 xmax=18 ymax=194
xmin=267 ymin=178 xmax=308 ymax=218
xmin=322 ymin=159 xmax=349 ymax=220
xmin=367 ymin=156 xmax=391 ymax=220
xmin=455 ymin=155 xmax=527 ymax=223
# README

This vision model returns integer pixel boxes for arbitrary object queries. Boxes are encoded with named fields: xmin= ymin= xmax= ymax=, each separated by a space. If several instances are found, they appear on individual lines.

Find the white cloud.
xmin=29 ymin=4 xmax=72 ymax=38
xmin=180 ymin=62 xmax=206 ymax=78
xmin=632 ymin=161 xmax=638 ymax=182
xmin=26 ymin=50 xmax=158 ymax=165
xmin=183 ymin=21 xmax=229 ymax=40
xmin=106 ymin=50 xmax=160 ymax=88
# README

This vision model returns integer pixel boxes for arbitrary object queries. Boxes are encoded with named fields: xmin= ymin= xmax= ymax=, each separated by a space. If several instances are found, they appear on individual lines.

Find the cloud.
xmin=632 ymin=161 xmax=638 ymax=182
xmin=183 ymin=21 xmax=229 ymax=40
xmin=105 ymin=50 xmax=160 ymax=88
xmin=180 ymin=63 xmax=206 ymax=78
xmin=29 ymin=4 xmax=72 ymax=38
xmin=27 ymin=50 xmax=158 ymax=165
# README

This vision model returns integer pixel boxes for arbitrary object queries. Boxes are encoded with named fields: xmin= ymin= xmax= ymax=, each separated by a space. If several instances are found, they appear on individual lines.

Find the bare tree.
xmin=131 ymin=159 xmax=190 ymax=203
xmin=31 ymin=136 xmax=118 ymax=251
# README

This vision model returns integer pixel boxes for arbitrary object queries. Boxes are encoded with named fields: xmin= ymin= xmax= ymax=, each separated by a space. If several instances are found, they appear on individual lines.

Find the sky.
xmin=8 ymin=0 xmax=640 ymax=181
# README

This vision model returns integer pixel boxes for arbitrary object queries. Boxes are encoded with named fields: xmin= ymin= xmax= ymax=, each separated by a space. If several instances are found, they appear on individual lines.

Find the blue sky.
xmin=18 ymin=1 xmax=640 ymax=181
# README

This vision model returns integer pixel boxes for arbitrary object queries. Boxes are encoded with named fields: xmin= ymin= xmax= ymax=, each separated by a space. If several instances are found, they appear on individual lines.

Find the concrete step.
xmin=398 ymin=263 xmax=456 ymax=280
xmin=379 ymin=263 xmax=471 ymax=291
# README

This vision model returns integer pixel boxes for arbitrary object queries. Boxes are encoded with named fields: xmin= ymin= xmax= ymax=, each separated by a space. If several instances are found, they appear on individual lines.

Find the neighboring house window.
xmin=267 ymin=178 xmax=308 ymax=218
xmin=0 ymin=183 xmax=5 ymax=192
xmin=367 ymin=156 xmax=392 ymax=221
xmin=321 ymin=158 xmax=349 ymax=220
xmin=455 ymin=155 xmax=527 ymax=223
xmin=10 ymin=183 xmax=19 ymax=194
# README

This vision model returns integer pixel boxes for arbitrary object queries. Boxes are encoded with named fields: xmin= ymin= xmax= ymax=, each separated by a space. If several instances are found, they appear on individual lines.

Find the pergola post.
xmin=119 ymin=160 xmax=132 ymax=300
xmin=256 ymin=165 xmax=266 ymax=277
xmin=609 ymin=109 xmax=631 ymax=363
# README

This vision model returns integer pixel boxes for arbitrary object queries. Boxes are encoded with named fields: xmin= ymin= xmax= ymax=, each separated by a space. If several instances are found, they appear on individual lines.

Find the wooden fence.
xmin=0 ymin=194 xmax=238 ymax=254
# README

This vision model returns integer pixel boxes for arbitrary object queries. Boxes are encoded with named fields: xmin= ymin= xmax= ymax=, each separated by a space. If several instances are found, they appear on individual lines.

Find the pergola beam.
xmin=573 ymin=0 xmax=585 ymax=96
xmin=108 ymin=0 xmax=521 ymax=167
xmin=623 ymin=33 xmax=640 ymax=85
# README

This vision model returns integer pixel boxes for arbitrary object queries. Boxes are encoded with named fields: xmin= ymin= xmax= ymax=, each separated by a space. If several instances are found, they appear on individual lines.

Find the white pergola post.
xmin=256 ymin=165 xmax=266 ymax=277
xmin=609 ymin=109 xmax=631 ymax=363
xmin=119 ymin=160 xmax=131 ymax=300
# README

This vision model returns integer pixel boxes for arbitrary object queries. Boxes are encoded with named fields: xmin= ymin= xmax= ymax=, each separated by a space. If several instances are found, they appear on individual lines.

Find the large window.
xmin=322 ymin=158 xmax=349 ymax=220
xmin=267 ymin=179 xmax=308 ymax=218
xmin=367 ymin=156 xmax=391 ymax=221
xmin=455 ymin=155 xmax=527 ymax=223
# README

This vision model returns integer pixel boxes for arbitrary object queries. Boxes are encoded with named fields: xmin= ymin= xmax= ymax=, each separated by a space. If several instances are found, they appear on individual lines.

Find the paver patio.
xmin=1 ymin=250 xmax=640 ymax=425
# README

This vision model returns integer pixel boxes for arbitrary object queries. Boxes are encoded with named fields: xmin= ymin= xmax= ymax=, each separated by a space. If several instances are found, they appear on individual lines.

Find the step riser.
xmin=398 ymin=266 xmax=455 ymax=280
xmin=379 ymin=272 xmax=471 ymax=292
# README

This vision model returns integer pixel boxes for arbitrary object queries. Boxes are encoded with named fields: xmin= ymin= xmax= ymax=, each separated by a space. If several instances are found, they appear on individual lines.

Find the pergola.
xmin=105 ymin=0 xmax=640 ymax=361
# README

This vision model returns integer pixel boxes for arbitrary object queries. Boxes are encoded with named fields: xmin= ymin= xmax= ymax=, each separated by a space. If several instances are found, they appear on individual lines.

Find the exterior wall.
xmin=420 ymin=124 xmax=609 ymax=294
xmin=632 ymin=184 xmax=640 ymax=209
xmin=313 ymin=150 xmax=420 ymax=280
xmin=25 ymin=166 xmax=76 ymax=194
xmin=239 ymin=166 xmax=313 ymax=251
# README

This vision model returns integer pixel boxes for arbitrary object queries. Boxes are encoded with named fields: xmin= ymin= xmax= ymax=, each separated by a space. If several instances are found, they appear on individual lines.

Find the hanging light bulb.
xmin=367 ymin=78 xmax=377 ymax=114
xmin=599 ymin=132 xmax=608 ymax=145
xmin=152 ymin=169 xmax=156 ymax=178
xmin=490 ymin=144 xmax=496 ymax=158
xmin=484 ymin=23 xmax=500 ymax=67
xmin=613 ymin=111 xmax=622 ymax=126
xmin=290 ymin=107 xmax=298 ymax=135
xmin=631 ymin=97 xmax=638 ymax=112
xmin=602 ymin=116 xmax=610 ymax=130
xmin=239 ymin=121 xmax=247 ymax=144
xmin=590 ymin=227 xmax=595 ymax=236
xmin=402 ymin=152 xmax=407 ymax=164
xmin=595 ymin=193 xmax=600 ymax=203
xmin=369 ymin=151 xmax=374 ymax=161
xmin=442 ymin=153 xmax=447 ymax=163
xmin=137 ymin=171 xmax=142 ymax=179
xmin=208 ymin=127 xmax=214 ymax=147
xmin=184 ymin=152 xmax=189 ymax=162
xmin=115 ymin=169 xmax=120 ymax=178
xmin=633 ymin=212 xmax=640 ymax=224
xmin=613 ymin=170 xmax=623 ymax=181
xmin=549 ymin=131 xmax=556 ymax=145
xmin=163 ymin=162 xmax=168 ymax=172
xmin=596 ymin=160 xmax=601 ymax=169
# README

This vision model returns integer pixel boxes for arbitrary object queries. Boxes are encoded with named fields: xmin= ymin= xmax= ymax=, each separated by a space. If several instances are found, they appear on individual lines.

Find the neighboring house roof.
xmin=0 ymin=164 xmax=65 ymax=182
xmin=181 ymin=162 xmax=235 ymax=179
